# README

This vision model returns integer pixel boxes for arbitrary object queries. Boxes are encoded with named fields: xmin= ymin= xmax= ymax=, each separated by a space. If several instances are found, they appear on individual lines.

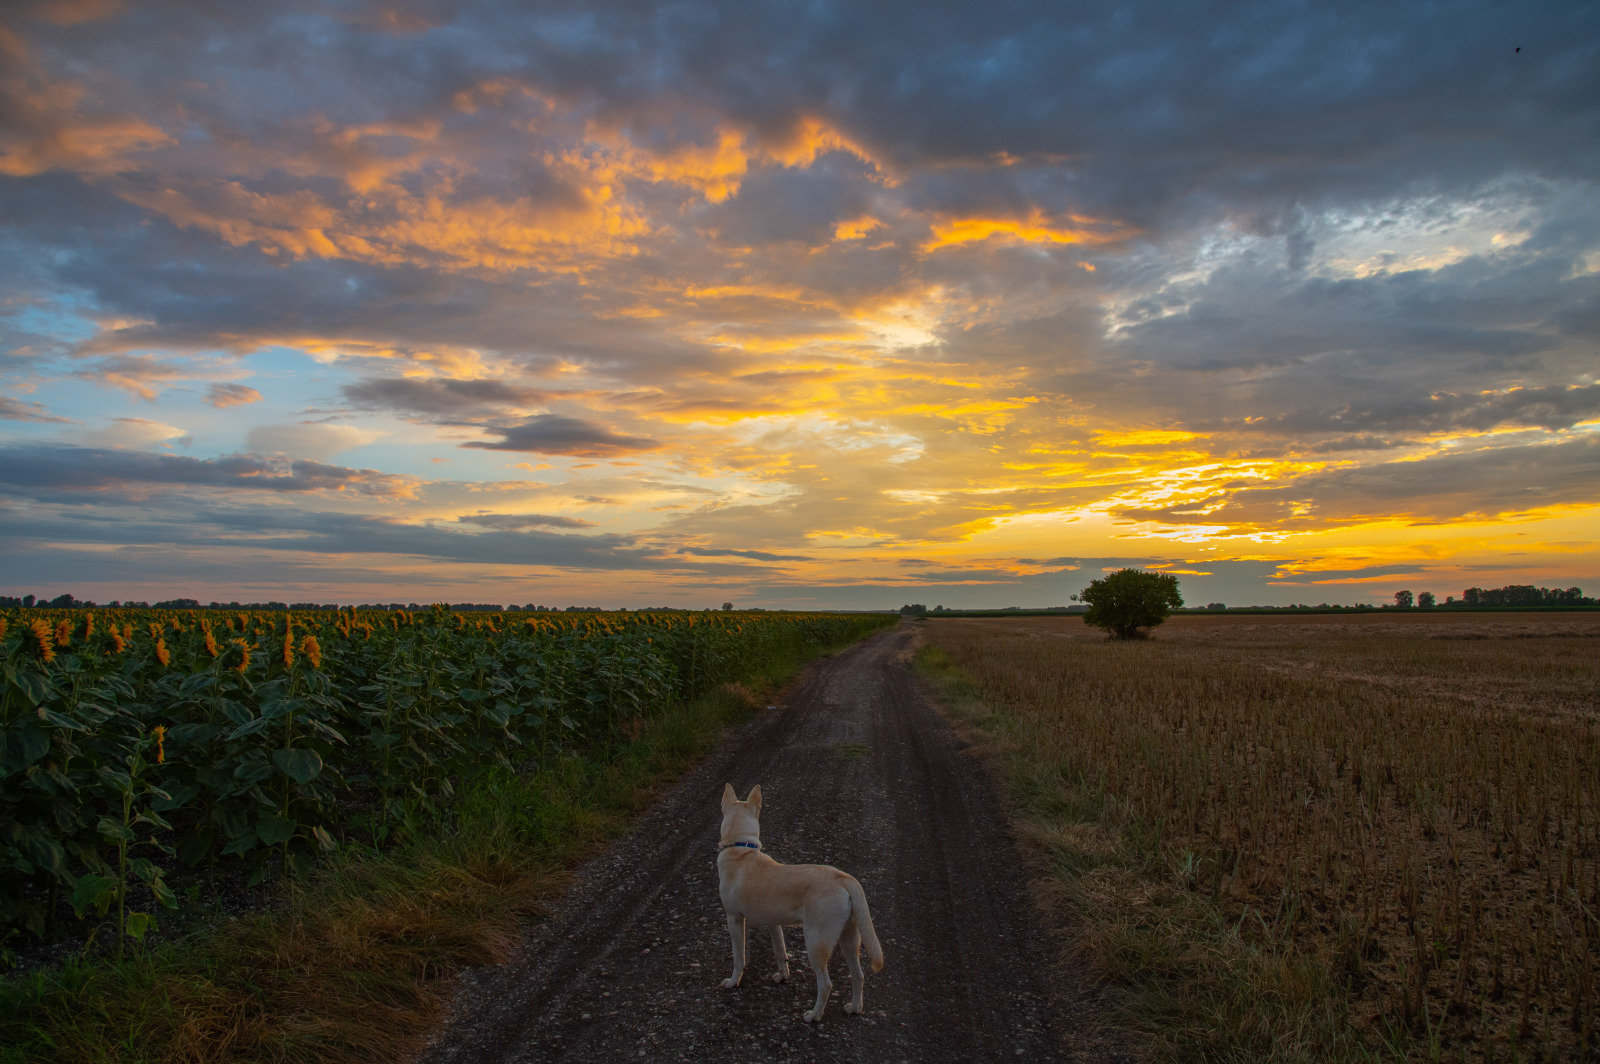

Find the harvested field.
xmin=920 ymin=611 xmax=1600 ymax=1063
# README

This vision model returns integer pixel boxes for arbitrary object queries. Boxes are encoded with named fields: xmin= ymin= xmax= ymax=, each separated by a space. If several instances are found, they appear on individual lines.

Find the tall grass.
xmin=920 ymin=613 xmax=1600 ymax=1063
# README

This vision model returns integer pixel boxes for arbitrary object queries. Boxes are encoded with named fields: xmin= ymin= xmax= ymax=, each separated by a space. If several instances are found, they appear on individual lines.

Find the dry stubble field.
xmin=919 ymin=611 xmax=1600 ymax=1063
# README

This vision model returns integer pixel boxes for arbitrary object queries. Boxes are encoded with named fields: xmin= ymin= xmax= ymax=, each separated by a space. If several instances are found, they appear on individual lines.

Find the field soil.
xmin=919 ymin=610 xmax=1600 ymax=1063
xmin=414 ymin=621 xmax=1112 ymax=1064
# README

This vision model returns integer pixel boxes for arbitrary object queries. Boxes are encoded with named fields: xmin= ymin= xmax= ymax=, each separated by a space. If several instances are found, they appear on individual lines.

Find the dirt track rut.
xmin=416 ymin=622 xmax=1108 ymax=1063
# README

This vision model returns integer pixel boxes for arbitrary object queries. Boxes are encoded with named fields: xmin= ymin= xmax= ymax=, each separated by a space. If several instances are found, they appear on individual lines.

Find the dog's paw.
xmin=843 ymin=1001 xmax=861 ymax=1014
xmin=768 ymin=970 xmax=788 ymax=984
xmin=802 ymin=1010 xmax=820 ymax=1022
xmin=721 ymin=976 xmax=741 ymax=989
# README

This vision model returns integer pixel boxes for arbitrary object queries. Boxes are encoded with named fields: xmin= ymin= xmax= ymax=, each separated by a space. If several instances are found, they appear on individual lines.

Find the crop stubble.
xmin=921 ymin=611 xmax=1600 ymax=1062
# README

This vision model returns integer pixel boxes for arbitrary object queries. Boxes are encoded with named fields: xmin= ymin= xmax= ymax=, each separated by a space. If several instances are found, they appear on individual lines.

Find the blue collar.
xmin=719 ymin=840 xmax=760 ymax=851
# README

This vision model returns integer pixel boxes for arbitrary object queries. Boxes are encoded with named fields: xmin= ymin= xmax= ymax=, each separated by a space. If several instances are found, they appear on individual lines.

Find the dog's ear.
xmin=722 ymin=782 xmax=736 ymax=808
xmin=746 ymin=784 xmax=761 ymax=811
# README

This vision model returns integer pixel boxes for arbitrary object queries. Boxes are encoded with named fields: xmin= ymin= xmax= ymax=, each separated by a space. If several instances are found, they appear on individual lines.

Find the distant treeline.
xmin=0 ymin=595 xmax=627 ymax=612
xmin=1444 ymin=585 xmax=1592 ymax=607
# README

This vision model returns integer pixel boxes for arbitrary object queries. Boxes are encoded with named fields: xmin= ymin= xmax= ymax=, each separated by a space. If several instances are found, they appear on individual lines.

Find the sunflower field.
xmin=0 ymin=606 xmax=892 ymax=949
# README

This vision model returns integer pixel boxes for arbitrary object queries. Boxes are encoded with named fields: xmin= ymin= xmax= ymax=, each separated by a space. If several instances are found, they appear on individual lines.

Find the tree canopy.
xmin=1079 ymin=568 xmax=1184 ymax=639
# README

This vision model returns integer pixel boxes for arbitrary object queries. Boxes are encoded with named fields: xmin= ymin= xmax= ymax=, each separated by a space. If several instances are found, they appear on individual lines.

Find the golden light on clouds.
xmin=922 ymin=210 xmax=1134 ymax=252
xmin=2 ymin=3 xmax=1596 ymax=609
xmin=604 ymin=115 xmax=881 ymax=205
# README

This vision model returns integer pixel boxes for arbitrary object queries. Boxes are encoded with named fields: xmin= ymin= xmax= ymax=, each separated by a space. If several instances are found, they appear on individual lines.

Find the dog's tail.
xmin=845 ymin=875 xmax=885 ymax=971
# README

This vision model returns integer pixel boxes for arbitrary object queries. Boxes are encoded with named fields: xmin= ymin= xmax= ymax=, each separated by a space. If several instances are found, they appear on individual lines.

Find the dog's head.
xmin=719 ymin=783 xmax=762 ymax=844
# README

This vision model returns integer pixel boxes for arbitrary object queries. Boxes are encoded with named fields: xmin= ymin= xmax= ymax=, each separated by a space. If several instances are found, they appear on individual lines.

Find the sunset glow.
xmin=2 ymin=2 xmax=1596 ymax=608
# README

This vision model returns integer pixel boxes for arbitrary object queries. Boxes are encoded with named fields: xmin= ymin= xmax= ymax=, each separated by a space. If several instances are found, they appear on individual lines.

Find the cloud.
xmin=70 ymin=355 xmax=189 ymax=400
xmin=0 ymin=502 xmax=767 ymax=575
xmin=1113 ymin=435 xmax=1600 ymax=530
xmin=0 ymin=393 xmax=68 ymax=422
xmin=0 ymin=442 xmax=419 ymax=499
xmin=204 ymin=383 xmax=262 ymax=408
xmin=342 ymin=376 xmax=547 ymax=417
xmin=456 ymin=511 xmax=595 ymax=530
xmin=463 ymin=415 xmax=659 ymax=456
xmin=30 ymin=1 xmax=125 ymax=28
xmin=678 ymin=546 xmax=812 ymax=562
xmin=1262 ymin=384 xmax=1600 ymax=439
xmin=81 ymin=417 xmax=185 ymax=448
xmin=245 ymin=423 xmax=382 ymax=460
xmin=0 ymin=2 xmax=1597 ymax=606
xmin=0 ymin=28 xmax=170 ymax=178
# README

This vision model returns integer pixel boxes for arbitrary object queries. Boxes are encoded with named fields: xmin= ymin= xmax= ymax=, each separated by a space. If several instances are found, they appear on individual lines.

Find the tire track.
xmin=415 ymin=623 xmax=1111 ymax=1063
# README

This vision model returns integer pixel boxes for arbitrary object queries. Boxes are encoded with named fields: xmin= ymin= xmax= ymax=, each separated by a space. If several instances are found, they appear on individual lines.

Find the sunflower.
xmin=28 ymin=619 xmax=56 ymax=663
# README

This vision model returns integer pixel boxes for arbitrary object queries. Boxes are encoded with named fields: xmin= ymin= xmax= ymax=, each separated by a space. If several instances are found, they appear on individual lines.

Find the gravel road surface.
xmin=415 ymin=622 xmax=1112 ymax=1063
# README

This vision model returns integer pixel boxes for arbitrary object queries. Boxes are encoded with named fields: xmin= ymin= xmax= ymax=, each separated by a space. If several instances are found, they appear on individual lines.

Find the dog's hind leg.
xmin=840 ymin=922 xmax=865 ymax=1014
xmin=801 ymin=930 xmax=834 ymax=1022
xmin=721 ymin=913 xmax=746 ymax=989
xmin=768 ymin=925 xmax=790 ymax=983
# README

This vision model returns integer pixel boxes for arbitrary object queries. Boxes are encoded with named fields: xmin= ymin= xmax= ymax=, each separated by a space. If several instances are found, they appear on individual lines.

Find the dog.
xmin=716 ymin=783 xmax=884 ymax=1021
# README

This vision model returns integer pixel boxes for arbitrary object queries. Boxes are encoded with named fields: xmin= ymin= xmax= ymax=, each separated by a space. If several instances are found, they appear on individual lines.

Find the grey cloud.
xmin=12 ymin=1 xmax=1598 ymax=233
xmin=343 ymin=376 xmax=550 ymax=417
xmin=1250 ymin=384 xmax=1600 ymax=440
xmin=463 ymin=414 xmax=659 ymax=456
xmin=1272 ymin=564 xmax=1429 ymax=582
xmin=1018 ymin=202 xmax=1600 ymax=434
xmin=0 ymin=504 xmax=782 ymax=576
xmin=703 ymin=152 xmax=881 ymax=247
xmin=457 ymin=512 xmax=596 ymax=530
xmin=0 ymin=394 xmax=69 ymax=422
xmin=678 ymin=546 xmax=812 ymax=562
xmin=0 ymin=443 xmax=419 ymax=499
xmin=1111 ymin=253 xmax=1564 ymax=375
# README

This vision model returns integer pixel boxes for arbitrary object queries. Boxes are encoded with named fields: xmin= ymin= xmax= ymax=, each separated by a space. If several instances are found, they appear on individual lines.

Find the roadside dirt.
xmin=414 ymin=622 xmax=1116 ymax=1064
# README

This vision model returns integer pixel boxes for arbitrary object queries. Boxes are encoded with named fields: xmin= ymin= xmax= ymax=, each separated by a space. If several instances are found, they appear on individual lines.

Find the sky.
xmin=1 ymin=0 xmax=1597 ymax=610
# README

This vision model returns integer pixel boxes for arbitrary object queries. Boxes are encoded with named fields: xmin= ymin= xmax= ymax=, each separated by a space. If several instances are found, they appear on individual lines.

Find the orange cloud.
xmin=0 ymin=39 xmax=171 ymax=177
xmin=921 ymin=210 xmax=1134 ymax=252
xmin=204 ymin=383 xmax=262 ymax=408
xmin=107 ymin=161 xmax=648 ymax=272
xmin=834 ymin=215 xmax=884 ymax=241
xmin=611 ymin=115 xmax=883 ymax=203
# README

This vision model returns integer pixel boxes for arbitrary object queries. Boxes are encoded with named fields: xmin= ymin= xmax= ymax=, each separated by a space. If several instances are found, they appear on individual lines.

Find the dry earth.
xmin=414 ymin=622 xmax=1116 ymax=1064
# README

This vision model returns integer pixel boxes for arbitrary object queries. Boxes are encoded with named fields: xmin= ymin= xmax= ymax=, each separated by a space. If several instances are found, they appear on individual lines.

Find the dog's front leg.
xmin=768 ymin=925 xmax=790 ymax=983
xmin=721 ymin=913 xmax=746 ymax=988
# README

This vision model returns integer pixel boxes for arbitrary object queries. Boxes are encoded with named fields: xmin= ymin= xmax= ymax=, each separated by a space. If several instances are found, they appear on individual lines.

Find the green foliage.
xmin=1079 ymin=568 xmax=1184 ymax=639
xmin=0 ymin=606 xmax=895 ymax=943
xmin=0 ymin=679 xmax=790 ymax=1064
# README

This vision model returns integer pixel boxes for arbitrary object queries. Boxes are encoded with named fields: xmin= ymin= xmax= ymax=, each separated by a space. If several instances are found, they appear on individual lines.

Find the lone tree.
xmin=1079 ymin=568 xmax=1184 ymax=639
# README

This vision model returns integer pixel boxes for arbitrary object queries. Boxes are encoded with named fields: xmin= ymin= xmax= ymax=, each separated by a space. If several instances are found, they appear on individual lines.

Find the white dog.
xmin=716 ymin=783 xmax=884 ymax=1021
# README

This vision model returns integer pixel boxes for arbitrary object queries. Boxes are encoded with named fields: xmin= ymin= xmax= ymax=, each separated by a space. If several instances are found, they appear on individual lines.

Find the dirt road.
xmin=416 ymin=622 xmax=1109 ymax=1064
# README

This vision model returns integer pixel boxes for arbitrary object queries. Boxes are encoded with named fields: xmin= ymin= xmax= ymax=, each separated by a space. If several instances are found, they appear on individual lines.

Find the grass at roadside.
xmin=0 ymin=640 xmax=847 ymax=1064
xmin=916 ymin=613 xmax=1600 ymax=1064
xmin=918 ymin=643 xmax=1363 ymax=1063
